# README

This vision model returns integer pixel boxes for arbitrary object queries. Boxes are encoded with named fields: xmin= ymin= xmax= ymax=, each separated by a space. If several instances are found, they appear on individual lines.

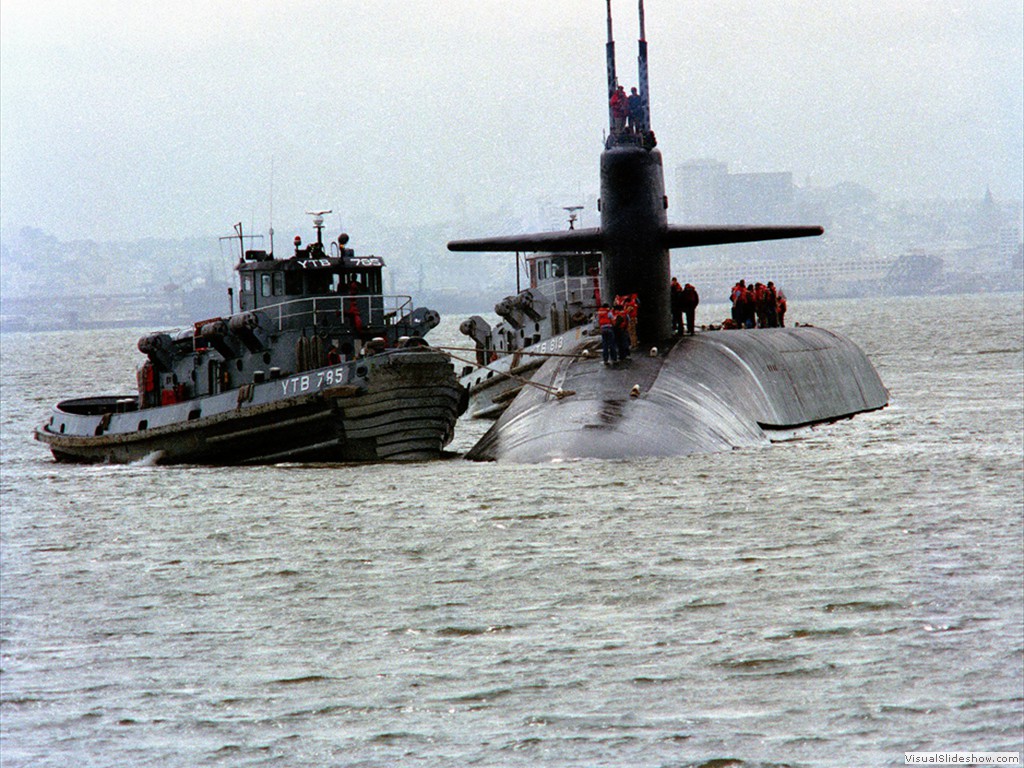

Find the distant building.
xmin=675 ymin=159 xmax=796 ymax=225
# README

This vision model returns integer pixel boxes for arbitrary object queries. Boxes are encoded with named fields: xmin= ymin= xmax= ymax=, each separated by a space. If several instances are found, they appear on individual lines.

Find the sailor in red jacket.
xmin=624 ymin=293 xmax=639 ymax=349
xmin=610 ymin=85 xmax=628 ymax=133
xmin=680 ymin=283 xmax=699 ymax=335
xmin=597 ymin=304 xmax=618 ymax=365
xmin=612 ymin=302 xmax=631 ymax=361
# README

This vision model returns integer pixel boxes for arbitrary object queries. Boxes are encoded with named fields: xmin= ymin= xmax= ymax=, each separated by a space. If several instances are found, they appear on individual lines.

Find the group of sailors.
xmin=596 ymin=294 xmax=640 ymax=365
xmin=727 ymin=280 xmax=787 ymax=329
xmin=609 ymin=85 xmax=647 ymax=135
xmin=590 ymin=277 xmax=789 ymax=363
xmin=670 ymin=278 xmax=700 ymax=335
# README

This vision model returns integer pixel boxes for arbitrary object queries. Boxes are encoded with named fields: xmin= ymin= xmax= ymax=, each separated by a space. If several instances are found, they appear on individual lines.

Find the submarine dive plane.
xmin=449 ymin=0 xmax=888 ymax=462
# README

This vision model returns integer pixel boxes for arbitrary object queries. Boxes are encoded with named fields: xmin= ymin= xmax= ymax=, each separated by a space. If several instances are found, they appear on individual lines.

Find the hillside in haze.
xmin=1 ymin=171 xmax=1020 ymax=332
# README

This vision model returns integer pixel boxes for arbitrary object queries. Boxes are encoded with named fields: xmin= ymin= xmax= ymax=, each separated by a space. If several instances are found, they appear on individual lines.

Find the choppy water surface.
xmin=2 ymin=294 xmax=1022 ymax=767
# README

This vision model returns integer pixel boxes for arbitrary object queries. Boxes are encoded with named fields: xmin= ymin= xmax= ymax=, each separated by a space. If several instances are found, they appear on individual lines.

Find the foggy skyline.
xmin=1 ymin=0 xmax=1022 ymax=243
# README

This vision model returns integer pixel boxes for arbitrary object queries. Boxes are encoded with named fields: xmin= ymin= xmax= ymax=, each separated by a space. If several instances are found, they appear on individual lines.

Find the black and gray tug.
xmin=35 ymin=212 xmax=467 ymax=464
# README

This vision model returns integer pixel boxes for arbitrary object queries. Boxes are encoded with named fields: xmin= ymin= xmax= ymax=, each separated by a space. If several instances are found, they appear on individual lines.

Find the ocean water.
xmin=1 ymin=293 xmax=1022 ymax=767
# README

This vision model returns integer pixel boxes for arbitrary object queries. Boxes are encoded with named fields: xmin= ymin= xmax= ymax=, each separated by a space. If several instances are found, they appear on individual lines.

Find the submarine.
xmin=449 ymin=0 xmax=888 ymax=462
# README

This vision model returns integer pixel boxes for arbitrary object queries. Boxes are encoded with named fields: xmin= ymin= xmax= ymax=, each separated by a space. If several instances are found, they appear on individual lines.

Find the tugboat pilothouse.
xmin=35 ymin=212 xmax=467 ymax=464
xmin=459 ymin=213 xmax=602 ymax=419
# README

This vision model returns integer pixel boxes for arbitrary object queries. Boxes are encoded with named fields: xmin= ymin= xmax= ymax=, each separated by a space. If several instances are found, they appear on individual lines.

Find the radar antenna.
xmin=305 ymin=209 xmax=333 ymax=248
xmin=563 ymin=205 xmax=584 ymax=230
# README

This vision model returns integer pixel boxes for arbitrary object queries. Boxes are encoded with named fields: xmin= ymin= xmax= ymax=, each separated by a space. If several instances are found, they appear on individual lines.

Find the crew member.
xmin=730 ymin=280 xmax=746 ymax=324
xmin=765 ymin=282 xmax=779 ymax=327
xmin=624 ymin=293 xmax=639 ymax=349
xmin=737 ymin=284 xmax=756 ymax=329
xmin=612 ymin=302 xmax=631 ymax=360
xmin=775 ymin=284 xmax=788 ymax=327
xmin=345 ymin=278 xmax=364 ymax=334
xmin=754 ymin=282 xmax=768 ymax=328
xmin=597 ymin=303 xmax=617 ymax=365
xmin=610 ymin=85 xmax=628 ymax=133
xmin=670 ymin=277 xmax=684 ymax=334
xmin=627 ymin=87 xmax=643 ymax=132
xmin=681 ymin=283 xmax=700 ymax=335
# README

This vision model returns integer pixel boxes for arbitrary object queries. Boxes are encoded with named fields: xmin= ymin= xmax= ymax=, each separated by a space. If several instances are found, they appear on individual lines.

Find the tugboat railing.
xmin=162 ymin=294 xmax=418 ymax=346
xmin=543 ymin=276 xmax=600 ymax=309
xmin=263 ymin=294 xmax=414 ymax=331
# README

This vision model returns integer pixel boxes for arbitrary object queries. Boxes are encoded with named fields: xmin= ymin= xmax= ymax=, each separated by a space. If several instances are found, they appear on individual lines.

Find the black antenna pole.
xmin=637 ymin=0 xmax=651 ymax=132
xmin=234 ymin=222 xmax=245 ymax=263
xmin=269 ymin=156 xmax=275 ymax=258
xmin=606 ymin=0 xmax=617 ymax=132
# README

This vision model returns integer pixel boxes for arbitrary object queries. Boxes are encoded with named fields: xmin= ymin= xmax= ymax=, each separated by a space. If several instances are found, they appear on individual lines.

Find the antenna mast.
xmin=637 ymin=0 xmax=651 ymax=132
xmin=268 ymin=156 xmax=275 ymax=257
xmin=606 ymin=0 xmax=617 ymax=132
xmin=234 ymin=222 xmax=245 ymax=263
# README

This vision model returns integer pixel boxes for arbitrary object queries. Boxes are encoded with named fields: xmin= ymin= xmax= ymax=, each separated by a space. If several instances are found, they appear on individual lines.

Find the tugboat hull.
xmin=36 ymin=350 xmax=465 ymax=464
xmin=466 ymin=327 xmax=888 ymax=462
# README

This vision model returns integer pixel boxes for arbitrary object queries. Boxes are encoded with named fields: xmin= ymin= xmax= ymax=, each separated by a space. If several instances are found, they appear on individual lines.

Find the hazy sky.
xmin=2 ymin=0 xmax=1022 ymax=242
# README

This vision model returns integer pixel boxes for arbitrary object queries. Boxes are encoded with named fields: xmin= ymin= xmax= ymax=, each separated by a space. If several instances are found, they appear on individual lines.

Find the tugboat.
xmin=458 ymin=214 xmax=602 ymax=418
xmin=35 ymin=212 xmax=467 ymax=464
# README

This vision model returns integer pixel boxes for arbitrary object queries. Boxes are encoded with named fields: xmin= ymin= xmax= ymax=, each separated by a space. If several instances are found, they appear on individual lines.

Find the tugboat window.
xmin=273 ymin=272 xmax=284 ymax=296
xmin=350 ymin=270 xmax=381 ymax=295
xmin=285 ymin=271 xmax=302 ymax=295
xmin=308 ymin=271 xmax=332 ymax=294
xmin=261 ymin=274 xmax=273 ymax=297
xmin=243 ymin=275 xmax=253 ymax=293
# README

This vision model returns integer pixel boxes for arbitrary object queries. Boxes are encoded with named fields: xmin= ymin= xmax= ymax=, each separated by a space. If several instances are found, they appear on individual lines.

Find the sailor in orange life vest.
xmin=623 ymin=293 xmax=639 ymax=349
xmin=612 ymin=302 xmax=631 ymax=361
xmin=597 ymin=304 xmax=618 ymax=365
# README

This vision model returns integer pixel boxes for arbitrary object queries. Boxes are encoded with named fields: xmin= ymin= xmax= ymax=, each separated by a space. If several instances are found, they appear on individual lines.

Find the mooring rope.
xmin=439 ymin=346 xmax=578 ymax=399
xmin=434 ymin=344 xmax=595 ymax=361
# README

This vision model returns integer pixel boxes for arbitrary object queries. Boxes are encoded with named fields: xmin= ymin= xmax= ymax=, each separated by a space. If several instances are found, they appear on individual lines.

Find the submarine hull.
xmin=465 ymin=327 xmax=888 ymax=462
